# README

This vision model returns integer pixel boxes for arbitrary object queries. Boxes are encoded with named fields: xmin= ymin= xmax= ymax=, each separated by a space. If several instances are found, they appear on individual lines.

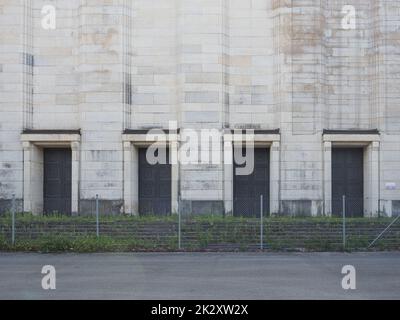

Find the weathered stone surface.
xmin=0 ymin=0 xmax=399 ymax=216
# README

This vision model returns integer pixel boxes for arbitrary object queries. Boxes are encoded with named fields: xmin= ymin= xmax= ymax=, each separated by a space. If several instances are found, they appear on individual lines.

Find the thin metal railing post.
xmin=96 ymin=194 xmax=99 ymax=238
xmin=342 ymin=195 xmax=346 ymax=250
xmin=260 ymin=195 xmax=264 ymax=251
xmin=11 ymin=194 xmax=15 ymax=246
xmin=368 ymin=215 xmax=400 ymax=249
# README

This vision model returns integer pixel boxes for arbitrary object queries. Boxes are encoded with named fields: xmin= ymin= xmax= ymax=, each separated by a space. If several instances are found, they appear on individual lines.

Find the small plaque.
xmin=385 ymin=182 xmax=397 ymax=190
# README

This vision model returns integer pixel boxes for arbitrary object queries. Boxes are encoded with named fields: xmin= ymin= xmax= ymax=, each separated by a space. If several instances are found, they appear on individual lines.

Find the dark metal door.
xmin=43 ymin=148 xmax=72 ymax=215
xmin=139 ymin=148 xmax=171 ymax=215
xmin=234 ymin=148 xmax=270 ymax=217
xmin=332 ymin=148 xmax=364 ymax=217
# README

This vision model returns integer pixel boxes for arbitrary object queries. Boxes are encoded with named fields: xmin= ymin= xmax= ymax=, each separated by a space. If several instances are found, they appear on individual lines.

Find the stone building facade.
xmin=0 ymin=0 xmax=400 ymax=217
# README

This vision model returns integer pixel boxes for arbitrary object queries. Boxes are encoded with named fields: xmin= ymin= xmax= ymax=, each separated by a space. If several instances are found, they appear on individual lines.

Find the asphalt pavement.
xmin=0 ymin=252 xmax=399 ymax=299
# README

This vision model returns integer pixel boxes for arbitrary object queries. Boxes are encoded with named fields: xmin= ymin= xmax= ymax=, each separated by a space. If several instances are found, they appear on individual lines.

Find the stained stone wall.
xmin=0 ymin=0 xmax=399 ymax=216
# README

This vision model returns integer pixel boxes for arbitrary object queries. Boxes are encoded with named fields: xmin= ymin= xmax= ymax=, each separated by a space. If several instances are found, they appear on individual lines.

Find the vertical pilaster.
xmin=223 ymin=133 xmax=233 ymax=215
xmin=171 ymin=139 xmax=180 ymax=214
xmin=123 ymin=141 xmax=133 ymax=215
xmin=323 ymin=141 xmax=332 ymax=216
xmin=270 ymin=141 xmax=281 ymax=215
xmin=23 ymin=0 xmax=33 ymax=129
xmin=71 ymin=141 xmax=81 ymax=215
xmin=78 ymin=0 xmax=124 ymax=213
xmin=0 ymin=1 xmax=26 ymax=207
xmin=22 ymin=141 xmax=32 ymax=213
xmin=370 ymin=141 xmax=380 ymax=217
xmin=177 ymin=0 xmax=227 ymax=213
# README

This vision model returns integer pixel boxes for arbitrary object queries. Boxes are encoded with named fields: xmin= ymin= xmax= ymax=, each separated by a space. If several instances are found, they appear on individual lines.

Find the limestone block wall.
xmin=323 ymin=0 xmax=374 ymax=130
xmin=0 ymin=0 xmax=399 ymax=216
xmin=0 ymin=0 xmax=26 ymax=211
xmin=228 ymin=0 xmax=277 ymax=129
xmin=372 ymin=0 xmax=400 ymax=216
xmin=33 ymin=0 xmax=79 ymax=129
xmin=129 ymin=0 xmax=177 ymax=129
xmin=77 ymin=0 xmax=125 ymax=213
xmin=173 ymin=0 xmax=227 ymax=213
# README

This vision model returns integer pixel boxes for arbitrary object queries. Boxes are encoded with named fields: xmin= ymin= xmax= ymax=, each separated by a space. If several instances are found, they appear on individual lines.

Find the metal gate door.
xmin=332 ymin=148 xmax=364 ymax=217
xmin=234 ymin=148 xmax=270 ymax=217
xmin=43 ymin=148 xmax=72 ymax=215
xmin=139 ymin=148 xmax=171 ymax=215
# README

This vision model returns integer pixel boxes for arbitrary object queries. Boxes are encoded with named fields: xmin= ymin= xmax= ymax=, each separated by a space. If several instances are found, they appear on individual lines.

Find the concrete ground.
xmin=0 ymin=252 xmax=399 ymax=300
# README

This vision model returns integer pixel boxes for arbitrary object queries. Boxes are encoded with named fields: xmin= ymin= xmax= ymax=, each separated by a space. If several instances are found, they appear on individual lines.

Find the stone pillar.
xmin=22 ymin=141 xmax=32 ymax=214
xmin=323 ymin=141 xmax=332 ymax=216
xmin=131 ymin=145 xmax=139 ymax=215
xmin=176 ymin=0 xmax=227 ymax=215
xmin=170 ymin=139 xmax=180 ymax=214
xmin=78 ymin=1 xmax=124 ymax=213
xmin=368 ymin=141 xmax=380 ymax=217
xmin=270 ymin=141 xmax=280 ymax=215
xmin=123 ymin=141 xmax=133 ymax=215
xmin=223 ymin=133 xmax=233 ymax=216
xmin=22 ymin=141 xmax=43 ymax=215
xmin=71 ymin=141 xmax=80 ymax=215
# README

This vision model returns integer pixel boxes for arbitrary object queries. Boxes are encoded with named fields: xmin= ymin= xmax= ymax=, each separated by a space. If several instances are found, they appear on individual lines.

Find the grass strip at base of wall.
xmin=0 ymin=234 xmax=398 ymax=253
xmin=0 ymin=234 xmax=179 ymax=253
xmin=0 ymin=214 xmax=399 ymax=252
xmin=0 ymin=213 xmax=397 ymax=225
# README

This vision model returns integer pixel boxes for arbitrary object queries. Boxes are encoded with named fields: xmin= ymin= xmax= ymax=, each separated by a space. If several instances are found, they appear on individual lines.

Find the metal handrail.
xmin=367 ymin=215 xmax=400 ymax=249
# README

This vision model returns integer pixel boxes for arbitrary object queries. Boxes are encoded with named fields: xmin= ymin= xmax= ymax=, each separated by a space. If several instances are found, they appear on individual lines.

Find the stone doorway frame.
xmin=20 ymin=130 xmax=81 ymax=215
xmin=223 ymin=129 xmax=281 ymax=216
xmin=323 ymin=129 xmax=380 ymax=217
xmin=122 ymin=129 xmax=179 ymax=215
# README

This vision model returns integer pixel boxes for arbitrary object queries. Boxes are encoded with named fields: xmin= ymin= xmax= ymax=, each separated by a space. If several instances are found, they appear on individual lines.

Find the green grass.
xmin=0 ymin=213 xmax=399 ymax=253
xmin=0 ymin=212 xmax=396 ymax=225
xmin=0 ymin=234 xmax=178 ymax=253
xmin=0 ymin=212 xmax=179 ymax=225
